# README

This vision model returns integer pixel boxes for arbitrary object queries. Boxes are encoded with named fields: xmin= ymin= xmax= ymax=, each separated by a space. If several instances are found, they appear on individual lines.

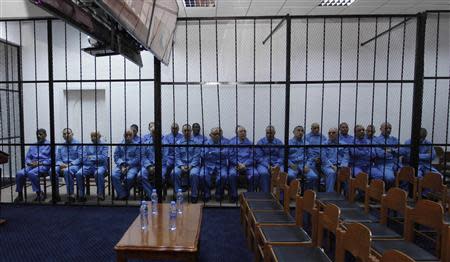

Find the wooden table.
xmin=115 ymin=204 xmax=203 ymax=262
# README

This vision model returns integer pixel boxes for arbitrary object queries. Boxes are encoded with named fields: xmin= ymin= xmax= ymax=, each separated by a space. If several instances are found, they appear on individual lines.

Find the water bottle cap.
xmin=152 ymin=189 xmax=157 ymax=192
xmin=170 ymin=201 xmax=175 ymax=204
xmin=177 ymin=189 xmax=182 ymax=192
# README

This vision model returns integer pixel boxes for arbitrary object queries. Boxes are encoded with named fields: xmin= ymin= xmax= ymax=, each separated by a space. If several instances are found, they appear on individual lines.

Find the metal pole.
xmin=154 ymin=57 xmax=163 ymax=203
xmin=283 ymin=15 xmax=291 ymax=171
xmin=410 ymin=13 xmax=427 ymax=174
xmin=47 ymin=20 xmax=57 ymax=203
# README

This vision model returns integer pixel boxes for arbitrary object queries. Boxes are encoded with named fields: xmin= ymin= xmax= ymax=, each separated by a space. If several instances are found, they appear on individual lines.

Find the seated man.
xmin=14 ymin=128 xmax=51 ymax=202
xmin=192 ymin=123 xmax=206 ymax=144
xmin=402 ymin=128 xmax=441 ymax=178
xmin=200 ymin=127 xmax=229 ymax=202
xmin=56 ymin=128 xmax=81 ymax=202
xmin=174 ymin=124 xmax=201 ymax=203
xmin=76 ymin=131 xmax=108 ymax=202
xmin=349 ymin=125 xmax=381 ymax=179
xmin=138 ymin=125 xmax=167 ymax=198
xmin=306 ymin=123 xmax=329 ymax=190
xmin=321 ymin=128 xmax=350 ymax=192
xmin=339 ymin=122 xmax=354 ymax=144
xmin=142 ymin=122 xmax=154 ymax=143
xmin=130 ymin=124 xmax=142 ymax=144
xmin=373 ymin=122 xmax=401 ymax=187
xmin=112 ymin=130 xmax=141 ymax=200
xmin=256 ymin=125 xmax=283 ymax=193
xmin=163 ymin=122 xmax=183 ymax=186
xmin=365 ymin=124 xmax=376 ymax=141
xmin=229 ymin=126 xmax=258 ymax=202
xmin=288 ymin=126 xmax=317 ymax=190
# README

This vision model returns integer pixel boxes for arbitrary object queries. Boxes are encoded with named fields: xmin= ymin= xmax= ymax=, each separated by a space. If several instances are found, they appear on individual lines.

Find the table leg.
xmin=116 ymin=252 xmax=126 ymax=262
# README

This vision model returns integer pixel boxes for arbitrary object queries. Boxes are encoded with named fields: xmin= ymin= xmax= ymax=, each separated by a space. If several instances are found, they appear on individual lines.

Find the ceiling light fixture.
xmin=184 ymin=0 xmax=215 ymax=8
xmin=318 ymin=0 xmax=356 ymax=7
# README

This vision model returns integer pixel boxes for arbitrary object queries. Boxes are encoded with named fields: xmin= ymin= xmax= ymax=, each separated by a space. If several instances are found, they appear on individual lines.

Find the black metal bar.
xmin=47 ymin=20 xmax=57 ymax=203
xmin=0 ymin=79 xmax=155 ymax=84
xmin=424 ymin=76 xmax=450 ymax=80
xmin=410 ymin=12 xmax=427 ymax=174
xmin=430 ymin=13 xmax=440 ymax=170
xmin=154 ymin=57 xmax=163 ymax=203
xmin=361 ymin=17 xmax=413 ymax=46
xmin=262 ymin=17 xmax=286 ymax=45
xmin=18 ymin=22 xmax=25 ymax=172
xmin=159 ymin=79 xmax=414 ymax=86
xmin=176 ymin=14 xmax=417 ymax=21
xmin=0 ymin=38 xmax=20 ymax=48
xmin=283 ymin=15 xmax=291 ymax=172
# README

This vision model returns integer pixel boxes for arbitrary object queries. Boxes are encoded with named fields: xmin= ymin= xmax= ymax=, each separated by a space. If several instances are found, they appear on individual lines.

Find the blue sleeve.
xmin=114 ymin=146 xmax=125 ymax=166
xmin=190 ymin=147 xmax=201 ymax=167
xmin=340 ymin=147 xmax=350 ymax=167
xmin=175 ymin=145 xmax=183 ymax=167
xmin=99 ymin=145 xmax=108 ymax=165
xmin=41 ymin=145 xmax=51 ymax=166
xmin=56 ymin=146 xmax=63 ymax=166
xmin=127 ymin=147 xmax=141 ymax=167
xmin=243 ymin=148 xmax=254 ymax=166
xmin=71 ymin=145 xmax=82 ymax=166
xmin=25 ymin=146 xmax=33 ymax=165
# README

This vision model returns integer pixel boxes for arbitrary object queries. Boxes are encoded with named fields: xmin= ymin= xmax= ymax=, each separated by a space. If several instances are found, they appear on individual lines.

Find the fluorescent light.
xmin=184 ymin=0 xmax=216 ymax=8
xmin=318 ymin=0 xmax=356 ymax=6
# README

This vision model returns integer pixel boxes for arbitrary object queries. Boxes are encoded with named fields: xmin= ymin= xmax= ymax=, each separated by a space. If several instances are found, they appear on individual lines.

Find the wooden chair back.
xmin=418 ymin=172 xmax=446 ymax=202
xmin=395 ymin=166 xmax=417 ymax=200
xmin=336 ymin=167 xmax=351 ymax=195
xmin=380 ymin=250 xmax=414 ymax=262
xmin=275 ymin=172 xmax=288 ymax=200
xmin=404 ymin=199 xmax=445 ymax=259
xmin=364 ymin=179 xmax=385 ymax=213
xmin=269 ymin=165 xmax=281 ymax=192
xmin=316 ymin=203 xmax=341 ymax=248
xmin=283 ymin=179 xmax=300 ymax=212
xmin=349 ymin=172 xmax=368 ymax=202
xmin=380 ymin=187 xmax=407 ymax=225
xmin=296 ymin=190 xmax=319 ymax=245
xmin=336 ymin=223 xmax=372 ymax=262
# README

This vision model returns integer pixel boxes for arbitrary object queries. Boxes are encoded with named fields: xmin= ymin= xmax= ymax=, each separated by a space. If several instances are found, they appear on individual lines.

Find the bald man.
xmin=256 ymin=125 xmax=284 ymax=193
xmin=112 ymin=130 xmax=141 ymax=200
xmin=372 ymin=122 xmax=400 ymax=187
xmin=349 ymin=125 xmax=382 ymax=179
xmin=76 ymin=131 xmax=108 ymax=202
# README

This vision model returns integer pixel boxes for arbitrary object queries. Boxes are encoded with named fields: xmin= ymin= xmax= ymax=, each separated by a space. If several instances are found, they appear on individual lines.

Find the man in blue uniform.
xmin=402 ymin=128 xmax=441 ymax=178
xmin=142 ymin=122 xmax=154 ymax=143
xmin=163 ymin=122 xmax=183 ymax=186
xmin=349 ymin=125 xmax=381 ymax=179
xmin=174 ymin=124 xmax=202 ymax=203
xmin=365 ymin=124 xmax=376 ymax=141
xmin=256 ymin=125 xmax=283 ymax=193
xmin=288 ymin=126 xmax=317 ymax=190
xmin=373 ymin=122 xmax=400 ymax=187
xmin=320 ymin=128 xmax=350 ymax=192
xmin=200 ymin=127 xmax=229 ymax=202
xmin=112 ymin=130 xmax=141 ymax=200
xmin=14 ymin=129 xmax=51 ymax=202
xmin=339 ymin=122 xmax=354 ymax=144
xmin=76 ymin=131 xmax=108 ymax=202
xmin=130 ymin=124 xmax=142 ymax=144
xmin=56 ymin=128 xmax=82 ymax=203
xmin=229 ymin=126 xmax=258 ymax=202
xmin=192 ymin=123 xmax=206 ymax=144
xmin=305 ymin=123 xmax=328 ymax=189
xmin=138 ymin=125 xmax=168 ymax=198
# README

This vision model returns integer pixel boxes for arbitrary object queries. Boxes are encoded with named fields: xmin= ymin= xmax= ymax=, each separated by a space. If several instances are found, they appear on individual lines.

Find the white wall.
xmin=0 ymin=14 xmax=449 ymax=145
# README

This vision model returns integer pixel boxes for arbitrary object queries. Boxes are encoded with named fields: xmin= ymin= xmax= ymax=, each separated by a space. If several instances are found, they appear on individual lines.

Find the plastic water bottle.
xmin=176 ymin=188 xmax=183 ymax=214
xmin=169 ymin=201 xmax=177 ymax=231
xmin=151 ymin=189 xmax=158 ymax=215
xmin=140 ymin=201 xmax=148 ymax=231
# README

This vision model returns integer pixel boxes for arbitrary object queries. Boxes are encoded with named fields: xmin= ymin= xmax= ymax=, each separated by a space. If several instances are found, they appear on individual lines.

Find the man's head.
xmin=90 ymin=131 xmax=101 ymax=143
xmin=130 ymin=124 xmax=139 ymax=137
xmin=265 ymin=125 xmax=276 ymax=141
xmin=124 ymin=129 xmax=134 ymax=143
xmin=148 ymin=122 xmax=155 ymax=132
xmin=182 ymin=124 xmax=192 ymax=139
xmin=192 ymin=123 xmax=201 ymax=136
xmin=380 ymin=122 xmax=392 ymax=137
xmin=420 ymin=128 xmax=428 ymax=140
xmin=366 ymin=124 xmax=375 ymax=139
xmin=209 ymin=127 xmax=221 ymax=143
xmin=237 ymin=126 xmax=247 ymax=140
xmin=354 ymin=125 xmax=365 ymax=139
xmin=62 ymin=128 xmax=73 ymax=143
xmin=328 ymin=128 xmax=338 ymax=141
xmin=339 ymin=122 xmax=349 ymax=136
xmin=171 ymin=123 xmax=179 ymax=135
xmin=235 ymin=125 xmax=242 ymax=136
xmin=311 ymin=123 xmax=320 ymax=135
xmin=36 ymin=128 xmax=47 ymax=143
xmin=293 ymin=126 xmax=304 ymax=140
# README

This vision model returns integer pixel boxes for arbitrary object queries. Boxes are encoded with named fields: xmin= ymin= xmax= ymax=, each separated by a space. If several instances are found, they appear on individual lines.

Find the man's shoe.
xmin=97 ymin=194 xmax=105 ymax=201
xmin=229 ymin=196 xmax=238 ymax=203
xmin=33 ymin=193 xmax=44 ymax=202
xmin=13 ymin=195 xmax=24 ymax=203
xmin=190 ymin=197 xmax=198 ymax=204
xmin=66 ymin=196 xmax=76 ymax=204
xmin=78 ymin=196 xmax=87 ymax=203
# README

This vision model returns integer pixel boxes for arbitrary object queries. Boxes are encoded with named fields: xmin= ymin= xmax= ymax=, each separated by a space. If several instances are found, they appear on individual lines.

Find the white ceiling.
xmin=176 ymin=0 xmax=450 ymax=17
